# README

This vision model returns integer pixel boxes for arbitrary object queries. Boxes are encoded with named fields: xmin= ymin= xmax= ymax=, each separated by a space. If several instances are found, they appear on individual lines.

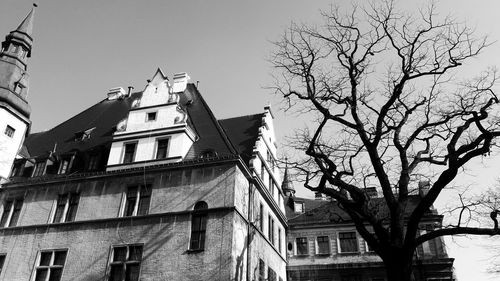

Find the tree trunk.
xmin=383 ymin=251 xmax=415 ymax=281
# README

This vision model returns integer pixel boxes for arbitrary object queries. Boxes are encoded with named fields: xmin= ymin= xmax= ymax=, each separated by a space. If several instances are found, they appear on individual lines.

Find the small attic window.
xmin=4 ymin=125 xmax=15 ymax=138
xmin=199 ymin=149 xmax=217 ymax=159
xmin=74 ymin=127 xmax=96 ymax=141
xmin=294 ymin=202 xmax=304 ymax=213
xmin=146 ymin=112 xmax=157 ymax=122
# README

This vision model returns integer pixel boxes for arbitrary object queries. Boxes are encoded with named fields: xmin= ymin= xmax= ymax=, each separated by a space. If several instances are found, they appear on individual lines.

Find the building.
xmin=0 ymin=6 xmax=287 ymax=281
xmin=283 ymin=175 xmax=455 ymax=281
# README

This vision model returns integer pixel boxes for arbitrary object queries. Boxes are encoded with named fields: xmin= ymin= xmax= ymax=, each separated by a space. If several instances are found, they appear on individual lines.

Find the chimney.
xmin=418 ymin=180 xmax=430 ymax=197
xmin=107 ymin=87 xmax=126 ymax=100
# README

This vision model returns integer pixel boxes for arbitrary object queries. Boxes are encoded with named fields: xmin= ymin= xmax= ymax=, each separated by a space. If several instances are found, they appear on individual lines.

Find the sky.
xmin=2 ymin=0 xmax=500 ymax=280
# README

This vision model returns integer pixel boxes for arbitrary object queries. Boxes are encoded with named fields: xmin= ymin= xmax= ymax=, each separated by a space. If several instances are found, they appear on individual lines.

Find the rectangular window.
xmin=11 ymin=161 xmax=24 ymax=177
xmin=260 ymin=162 xmax=266 ymax=181
xmin=259 ymin=203 xmax=264 ymax=231
xmin=190 ymin=205 xmax=208 ymax=250
xmin=296 ymin=237 xmax=308 ymax=255
xmin=317 ymin=236 xmax=330 ymax=255
xmin=269 ymin=174 xmax=274 ymax=196
xmin=52 ymin=193 xmax=80 ymax=223
xmin=155 ymin=139 xmax=169 ymax=159
xmin=123 ymin=185 xmax=151 ymax=217
xmin=87 ymin=154 xmax=99 ymax=171
xmin=338 ymin=232 xmax=358 ymax=253
xmin=58 ymin=158 xmax=71 ymax=175
xmin=268 ymin=267 xmax=277 ymax=281
xmin=278 ymin=228 xmax=282 ymax=253
xmin=32 ymin=249 xmax=67 ymax=281
xmin=4 ymin=125 xmax=15 ymax=138
xmin=146 ymin=112 xmax=157 ymax=121
xmin=122 ymin=143 xmax=137 ymax=164
xmin=32 ymin=161 xmax=46 ymax=177
xmin=294 ymin=202 xmax=304 ymax=213
xmin=0 ymin=199 xmax=23 ymax=227
xmin=0 ymin=254 xmax=5 ymax=276
xmin=268 ymin=215 xmax=274 ymax=245
xmin=258 ymin=259 xmax=265 ymax=281
xmin=108 ymin=245 xmax=142 ymax=281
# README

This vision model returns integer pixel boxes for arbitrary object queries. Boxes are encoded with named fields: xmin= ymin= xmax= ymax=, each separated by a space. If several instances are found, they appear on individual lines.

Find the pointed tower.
xmin=0 ymin=4 xmax=36 ymax=179
xmin=282 ymin=162 xmax=295 ymax=197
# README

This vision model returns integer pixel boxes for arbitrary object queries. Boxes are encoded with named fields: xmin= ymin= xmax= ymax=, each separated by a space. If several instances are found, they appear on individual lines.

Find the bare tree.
xmin=271 ymin=1 xmax=500 ymax=280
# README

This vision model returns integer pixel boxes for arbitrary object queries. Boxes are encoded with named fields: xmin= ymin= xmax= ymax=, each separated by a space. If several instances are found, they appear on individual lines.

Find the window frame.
xmin=189 ymin=201 xmax=208 ymax=251
xmin=51 ymin=193 xmax=80 ymax=223
xmin=155 ymin=138 xmax=170 ymax=160
xmin=0 ymin=198 xmax=23 ymax=227
xmin=32 ymin=161 xmax=47 ymax=177
xmin=295 ymin=237 xmax=308 ymax=256
xmin=316 ymin=236 xmax=330 ymax=255
xmin=146 ymin=111 xmax=157 ymax=122
xmin=106 ymin=244 xmax=143 ymax=281
xmin=122 ymin=142 xmax=137 ymax=164
xmin=31 ymin=249 xmax=68 ymax=281
xmin=337 ymin=231 xmax=359 ymax=253
xmin=0 ymin=253 xmax=6 ymax=277
xmin=121 ymin=185 xmax=151 ymax=217
xmin=4 ymin=125 xmax=15 ymax=138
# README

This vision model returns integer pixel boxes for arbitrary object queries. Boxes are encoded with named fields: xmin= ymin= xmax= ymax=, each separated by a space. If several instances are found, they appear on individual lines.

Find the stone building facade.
xmin=0 ymin=6 xmax=287 ymax=281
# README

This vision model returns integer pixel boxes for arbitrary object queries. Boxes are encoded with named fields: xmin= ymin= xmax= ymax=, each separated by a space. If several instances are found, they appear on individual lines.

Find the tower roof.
xmin=282 ymin=163 xmax=295 ymax=195
xmin=15 ymin=4 xmax=37 ymax=38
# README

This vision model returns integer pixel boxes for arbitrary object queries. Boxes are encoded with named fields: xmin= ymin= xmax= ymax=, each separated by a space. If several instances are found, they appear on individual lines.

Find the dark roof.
xmin=219 ymin=113 xmax=263 ymax=165
xmin=286 ymin=195 xmax=438 ymax=226
xmin=21 ymin=83 xmax=258 ymax=170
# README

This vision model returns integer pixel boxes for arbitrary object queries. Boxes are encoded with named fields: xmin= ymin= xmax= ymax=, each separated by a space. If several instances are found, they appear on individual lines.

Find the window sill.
xmin=294 ymin=254 xmax=309 ymax=258
xmin=186 ymin=249 xmax=204 ymax=254
xmin=315 ymin=253 xmax=331 ymax=256
xmin=338 ymin=251 xmax=360 ymax=255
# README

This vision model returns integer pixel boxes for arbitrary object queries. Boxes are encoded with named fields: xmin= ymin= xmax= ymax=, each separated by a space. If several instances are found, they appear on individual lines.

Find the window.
xmin=0 ymin=198 xmax=23 ymax=227
xmin=32 ymin=161 xmax=46 ymax=177
xmin=269 ymin=174 xmax=274 ymax=196
xmin=4 ymin=125 xmax=15 ymax=138
xmin=58 ymin=157 xmax=71 ymax=175
xmin=278 ymin=228 xmax=282 ymax=254
xmin=87 ymin=154 xmax=99 ymax=171
xmin=11 ymin=161 xmax=24 ymax=177
xmin=260 ymin=162 xmax=265 ymax=181
xmin=365 ymin=240 xmax=374 ymax=253
xmin=123 ymin=185 xmax=151 ymax=217
xmin=32 ymin=249 xmax=67 ymax=281
xmin=122 ymin=143 xmax=137 ymax=164
xmin=108 ymin=245 xmax=143 ymax=281
xmin=338 ymin=232 xmax=358 ymax=253
xmin=259 ymin=203 xmax=264 ymax=231
xmin=294 ymin=202 xmax=304 ymax=213
xmin=52 ymin=193 xmax=80 ymax=223
xmin=155 ymin=139 xmax=169 ymax=159
xmin=268 ymin=215 xmax=274 ymax=245
xmin=258 ymin=259 xmax=265 ymax=281
xmin=268 ymin=267 xmax=277 ymax=281
xmin=317 ymin=236 xmax=330 ymax=255
xmin=296 ymin=237 xmax=308 ymax=255
xmin=190 ymin=201 xmax=208 ymax=250
xmin=146 ymin=112 xmax=157 ymax=121
xmin=0 ymin=254 xmax=5 ymax=276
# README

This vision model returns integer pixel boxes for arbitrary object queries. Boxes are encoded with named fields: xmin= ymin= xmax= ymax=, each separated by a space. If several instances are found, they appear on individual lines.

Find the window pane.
xmin=66 ymin=194 xmax=80 ymax=222
xmin=40 ymin=252 xmax=52 ymax=266
xmin=123 ymin=143 xmax=136 ymax=163
xmin=125 ymin=264 xmax=140 ymax=281
xmin=317 ymin=236 xmax=330 ymax=254
xmin=0 ymin=201 xmax=12 ymax=227
xmin=128 ymin=246 xmax=142 ymax=261
xmin=113 ymin=247 xmax=127 ymax=262
xmin=339 ymin=232 xmax=358 ymax=252
xmin=48 ymin=268 xmax=63 ymax=281
xmin=296 ymin=237 xmax=308 ymax=255
xmin=35 ymin=268 xmax=48 ymax=281
xmin=53 ymin=195 xmax=67 ymax=223
xmin=9 ymin=199 xmax=23 ymax=227
xmin=109 ymin=264 xmax=124 ymax=281
xmin=156 ymin=139 xmax=169 ymax=159
xmin=124 ymin=187 xmax=138 ymax=217
xmin=53 ymin=251 xmax=67 ymax=266
xmin=137 ymin=187 xmax=151 ymax=216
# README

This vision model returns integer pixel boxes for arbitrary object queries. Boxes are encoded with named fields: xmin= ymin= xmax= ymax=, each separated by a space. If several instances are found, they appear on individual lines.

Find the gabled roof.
xmin=20 ymin=83 xmax=260 ymax=175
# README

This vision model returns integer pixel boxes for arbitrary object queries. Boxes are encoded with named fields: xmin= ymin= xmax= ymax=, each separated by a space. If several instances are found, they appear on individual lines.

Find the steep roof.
xmin=286 ymin=195 xmax=439 ymax=226
xmin=219 ymin=113 xmax=264 ymax=165
xmin=22 ymin=83 xmax=254 ymax=165
xmin=15 ymin=5 xmax=36 ymax=38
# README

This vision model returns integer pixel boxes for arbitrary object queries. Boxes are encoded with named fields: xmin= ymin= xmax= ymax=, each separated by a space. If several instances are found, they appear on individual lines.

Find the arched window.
xmin=190 ymin=201 xmax=208 ymax=250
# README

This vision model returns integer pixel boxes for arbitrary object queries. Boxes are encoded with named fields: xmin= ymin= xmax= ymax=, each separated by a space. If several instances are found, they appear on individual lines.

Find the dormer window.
xmin=74 ymin=127 xmax=95 ymax=141
xmin=146 ymin=112 xmax=157 ymax=122
xmin=4 ymin=125 xmax=15 ymax=138
xmin=32 ymin=161 xmax=46 ymax=177
xmin=58 ymin=157 xmax=71 ymax=175
xmin=294 ymin=202 xmax=304 ymax=213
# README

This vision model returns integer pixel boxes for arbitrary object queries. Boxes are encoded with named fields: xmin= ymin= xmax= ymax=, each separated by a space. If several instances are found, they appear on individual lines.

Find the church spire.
xmin=15 ymin=4 xmax=36 ymax=38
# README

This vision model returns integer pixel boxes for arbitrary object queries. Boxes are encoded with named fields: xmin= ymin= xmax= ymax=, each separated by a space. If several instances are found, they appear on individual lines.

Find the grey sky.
xmin=2 ymin=0 xmax=500 ymax=280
